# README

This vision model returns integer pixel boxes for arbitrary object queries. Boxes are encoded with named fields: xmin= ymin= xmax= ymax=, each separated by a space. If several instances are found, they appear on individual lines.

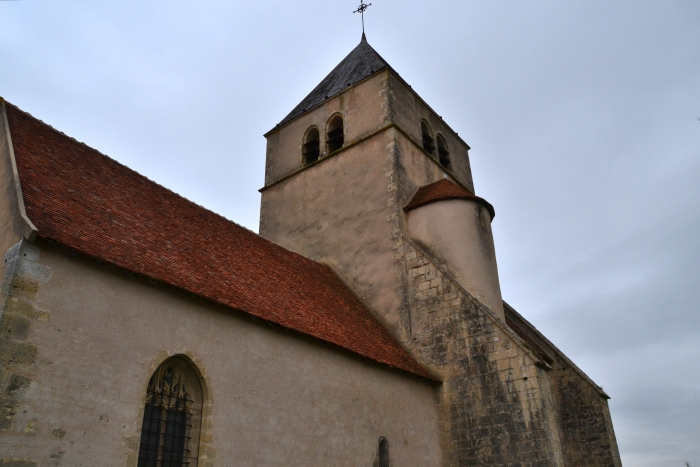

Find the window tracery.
xmin=138 ymin=358 xmax=203 ymax=467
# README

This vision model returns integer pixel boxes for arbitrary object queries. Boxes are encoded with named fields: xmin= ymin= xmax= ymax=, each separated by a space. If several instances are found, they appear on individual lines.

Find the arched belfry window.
xmin=326 ymin=115 xmax=344 ymax=153
xmin=421 ymin=121 xmax=435 ymax=155
xmin=303 ymin=127 xmax=321 ymax=165
xmin=437 ymin=134 xmax=451 ymax=170
xmin=376 ymin=437 xmax=390 ymax=467
xmin=138 ymin=357 xmax=203 ymax=467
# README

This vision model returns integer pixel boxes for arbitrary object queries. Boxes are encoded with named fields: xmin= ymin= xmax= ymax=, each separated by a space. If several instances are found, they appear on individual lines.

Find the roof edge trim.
xmin=503 ymin=302 xmax=611 ymax=400
xmin=0 ymin=98 xmax=38 ymax=241
xmin=403 ymin=236 xmax=548 ymax=369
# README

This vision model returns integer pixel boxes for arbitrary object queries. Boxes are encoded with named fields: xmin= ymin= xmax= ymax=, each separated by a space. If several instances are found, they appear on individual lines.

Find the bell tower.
xmin=260 ymin=37 xmax=623 ymax=467
xmin=259 ymin=37 xmax=504 ymax=342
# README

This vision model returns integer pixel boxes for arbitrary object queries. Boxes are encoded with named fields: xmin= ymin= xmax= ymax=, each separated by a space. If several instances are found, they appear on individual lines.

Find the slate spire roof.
xmin=275 ymin=37 xmax=391 ymax=129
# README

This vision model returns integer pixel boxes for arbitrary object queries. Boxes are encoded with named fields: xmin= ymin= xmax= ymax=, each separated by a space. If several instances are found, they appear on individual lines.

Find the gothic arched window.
xmin=326 ymin=115 xmax=344 ymax=153
xmin=138 ymin=357 xmax=203 ymax=467
xmin=421 ymin=121 xmax=435 ymax=155
xmin=436 ymin=134 xmax=451 ymax=170
xmin=377 ymin=437 xmax=390 ymax=467
xmin=303 ymin=127 xmax=321 ymax=165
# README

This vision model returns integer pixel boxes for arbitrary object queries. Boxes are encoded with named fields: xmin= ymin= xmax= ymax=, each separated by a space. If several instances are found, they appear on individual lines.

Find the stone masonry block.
xmin=3 ymin=298 xmax=35 ymax=319
xmin=8 ymin=276 xmax=39 ymax=300
xmin=0 ymin=461 xmax=38 ymax=467
xmin=0 ymin=339 xmax=38 ymax=366
xmin=0 ymin=314 xmax=31 ymax=341
xmin=0 ymin=394 xmax=19 ymax=430
xmin=415 ymin=265 xmax=430 ymax=276
xmin=5 ymin=374 xmax=31 ymax=394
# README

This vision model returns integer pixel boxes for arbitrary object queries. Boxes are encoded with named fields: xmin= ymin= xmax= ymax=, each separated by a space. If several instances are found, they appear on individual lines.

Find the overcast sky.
xmin=1 ymin=1 xmax=699 ymax=465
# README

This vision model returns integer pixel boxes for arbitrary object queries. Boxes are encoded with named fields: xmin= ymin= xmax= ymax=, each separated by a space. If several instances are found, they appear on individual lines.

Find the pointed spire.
xmin=273 ymin=39 xmax=392 ymax=129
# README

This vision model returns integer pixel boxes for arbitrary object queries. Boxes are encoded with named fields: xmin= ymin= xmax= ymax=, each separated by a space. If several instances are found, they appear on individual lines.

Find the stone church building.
xmin=0 ymin=37 xmax=622 ymax=467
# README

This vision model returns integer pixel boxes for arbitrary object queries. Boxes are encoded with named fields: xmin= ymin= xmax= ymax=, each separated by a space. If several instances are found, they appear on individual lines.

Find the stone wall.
xmin=0 ymin=100 xmax=41 ymax=467
xmin=0 ymin=241 xmax=442 ymax=467
xmin=401 ymin=239 xmax=566 ymax=467
xmin=0 ymin=241 xmax=46 ymax=467
xmin=505 ymin=306 xmax=623 ymax=467
xmin=386 ymin=74 xmax=474 ymax=193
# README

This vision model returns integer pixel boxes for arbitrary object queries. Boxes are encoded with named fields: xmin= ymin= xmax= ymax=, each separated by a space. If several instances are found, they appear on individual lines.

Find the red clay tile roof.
xmin=5 ymin=102 xmax=436 ymax=381
xmin=404 ymin=179 xmax=495 ymax=219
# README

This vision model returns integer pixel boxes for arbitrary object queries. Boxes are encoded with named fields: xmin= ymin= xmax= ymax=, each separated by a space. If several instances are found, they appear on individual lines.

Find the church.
xmin=0 ymin=35 xmax=623 ymax=467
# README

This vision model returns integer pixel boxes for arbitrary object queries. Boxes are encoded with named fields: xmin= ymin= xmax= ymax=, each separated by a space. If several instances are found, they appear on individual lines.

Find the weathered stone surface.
xmin=505 ymin=306 xmax=622 ymax=467
xmin=0 ymin=460 xmax=37 ymax=467
xmin=0 ymin=394 xmax=19 ymax=430
xmin=404 ymin=241 xmax=565 ymax=467
xmin=0 ymin=339 xmax=37 ymax=366
xmin=0 ymin=314 xmax=31 ymax=341
xmin=7 ymin=276 xmax=38 ymax=301
xmin=0 ymin=244 xmax=442 ymax=467
xmin=3 ymin=299 xmax=35 ymax=320
xmin=5 ymin=375 xmax=31 ymax=395
xmin=0 ymin=243 xmax=42 ymax=439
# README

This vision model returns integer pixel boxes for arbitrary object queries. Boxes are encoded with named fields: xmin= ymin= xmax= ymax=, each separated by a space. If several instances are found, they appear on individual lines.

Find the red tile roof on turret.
xmin=404 ymin=179 xmax=495 ymax=219
xmin=4 ymin=101 xmax=437 ymax=381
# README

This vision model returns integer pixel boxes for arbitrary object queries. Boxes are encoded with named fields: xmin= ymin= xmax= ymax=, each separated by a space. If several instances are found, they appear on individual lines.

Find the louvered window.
xmin=303 ymin=128 xmax=321 ymax=165
xmin=326 ymin=116 xmax=344 ymax=153
xmin=421 ymin=121 xmax=435 ymax=155
xmin=437 ymin=134 xmax=451 ymax=170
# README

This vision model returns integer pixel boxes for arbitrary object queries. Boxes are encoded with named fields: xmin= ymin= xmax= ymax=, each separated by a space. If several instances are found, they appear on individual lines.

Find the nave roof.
xmin=4 ymin=101 xmax=436 ymax=381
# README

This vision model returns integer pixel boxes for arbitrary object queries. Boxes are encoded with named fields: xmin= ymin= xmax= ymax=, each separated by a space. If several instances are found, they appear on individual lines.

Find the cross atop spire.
xmin=353 ymin=1 xmax=372 ymax=40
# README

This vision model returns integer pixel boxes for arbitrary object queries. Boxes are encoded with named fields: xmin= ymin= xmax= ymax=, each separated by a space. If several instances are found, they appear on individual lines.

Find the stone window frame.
xmin=302 ymin=126 xmax=321 ymax=166
xmin=420 ymin=120 xmax=435 ymax=156
xmin=134 ymin=354 xmax=209 ymax=467
xmin=436 ymin=133 xmax=451 ymax=170
xmin=325 ymin=113 xmax=345 ymax=154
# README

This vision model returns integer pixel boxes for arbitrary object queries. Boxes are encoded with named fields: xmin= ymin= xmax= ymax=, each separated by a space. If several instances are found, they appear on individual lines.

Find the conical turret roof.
xmin=276 ymin=38 xmax=391 ymax=128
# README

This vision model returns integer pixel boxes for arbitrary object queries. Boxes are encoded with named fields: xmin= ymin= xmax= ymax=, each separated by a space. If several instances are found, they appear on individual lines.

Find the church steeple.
xmin=260 ymin=38 xmax=481 ymax=337
xmin=259 ymin=36 xmax=622 ymax=467
xmin=272 ymin=38 xmax=390 ymax=130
